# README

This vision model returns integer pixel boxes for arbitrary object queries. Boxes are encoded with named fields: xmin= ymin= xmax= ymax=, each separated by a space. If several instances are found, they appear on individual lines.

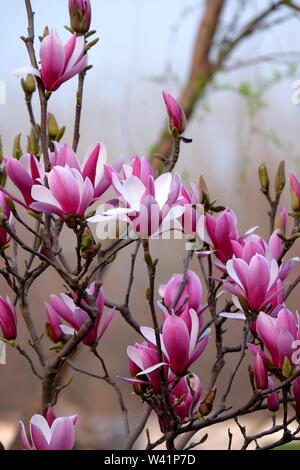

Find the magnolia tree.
xmin=2 ymin=0 xmax=300 ymax=452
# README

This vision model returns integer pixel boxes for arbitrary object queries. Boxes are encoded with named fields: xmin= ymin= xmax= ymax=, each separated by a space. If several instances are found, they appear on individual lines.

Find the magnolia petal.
xmin=219 ymin=311 xmax=246 ymax=321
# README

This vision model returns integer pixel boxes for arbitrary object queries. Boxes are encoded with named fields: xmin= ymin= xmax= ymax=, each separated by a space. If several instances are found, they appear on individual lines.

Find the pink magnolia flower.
xmin=50 ymin=142 xmax=120 ymax=200
xmin=40 ymin=31 xmax=88 ymax=92
xmin=162 ymin=91 xmax=186 ymax=135
xmin=119 ymin=156 xmax=154 ymax=186
xmin=223 ymin=254 xmax=280 ymax=314
xmin=169 ymin=373 xmax=201 ymax=421
xmin=30 ymin=166 xmax=94 ymax=218
xmin=0 ymin=191 xmax=12 ymax=247
xmin=249 ymin=308 xmax=300 ymax=370
xmin=69 ymin=0 xmax=91 ymax=34
xmin=158 ymin=270 xmax=204 ymax=326
xmin=231 ymin=231 xmax=298 ymax=281
xmin=159 ymin=373 xmax=202 ymax=432
xmin=0 ymin=296 xmax=17 ymax=341
xmin=162 ymin=310 xmax=209 ymax=375
xmin=201 ymin=210 xmax=239 ymax=270
xmin=88 ymin=171 xmax=184 ymax=238
xmin=126 ymin=341 xmax=169 ymax=394
xmin=4 ymin=153 xmax=45 ymax=209
xmin=45 ymin=284 xmax=115 ymax=346
xmin=20 ymin=407 xmax=78 ymax=450
xmin=142 ymin=309 xmax=210 ymax=376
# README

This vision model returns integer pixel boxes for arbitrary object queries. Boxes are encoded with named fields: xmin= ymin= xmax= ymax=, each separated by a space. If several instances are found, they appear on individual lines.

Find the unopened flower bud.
xmin=80 ymin=227 xmax=95 ymax=258
xmin=267 ymin=378 xmax=280 ymax=413
xmin=275 ymin=160 xmax=285 ymax=196
xmin=21 ymin=74 xmax=36 ymax=101
xmin=0 ymin=168 xmax=6 ymax=188
xmin=48 ymin=113 xmax=59 ymax=140
xmin=290 ymin=174 xmax=300 ymax=213
xmin=253 ymin=353 xmax=268 ymax=390
xmin=27 ymin=126 xmax=39 ymax=156
xmin=69 ymin=0 xmax=92 ymax=35
xmin=282 ymin=355 xmax=293 ymax=379
xmin=258 ymin=163 xmax=269 ymax=193
xmin=199 ymin=388 xmax=216 ymax=417
xmin=275 ymin=207 xmax=287 ymax=236
xmin=0 ymin=296 xmax=17 ymax=340
xmin=163 ymin=91 xmax=186 ymax=136
xmin=56 ymin=126 xmax=66 ymax=142
xmin=13 ymin=134 xmax=22 ymax=159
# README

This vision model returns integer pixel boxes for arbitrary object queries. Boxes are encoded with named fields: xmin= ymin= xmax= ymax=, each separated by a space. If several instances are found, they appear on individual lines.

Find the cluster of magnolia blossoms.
xmin=122 ymin=196 xmax=300 ymax=428
xmin=125 ymin=271 xmax=209 ymax=431
xmin=201 ymin=207 xmax=300 ymax=413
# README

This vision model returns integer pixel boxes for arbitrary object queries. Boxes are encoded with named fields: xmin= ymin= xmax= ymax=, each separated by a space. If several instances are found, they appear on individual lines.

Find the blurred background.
xmin=1 ymin=0 xmax=300 ymax=449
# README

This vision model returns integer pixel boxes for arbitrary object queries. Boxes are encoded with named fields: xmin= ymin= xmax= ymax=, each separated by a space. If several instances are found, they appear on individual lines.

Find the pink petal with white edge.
xmin=20 ymin=421 xmax=32 ymax=450
xmin=127 ymin=346 xmax=143 ymax=369
xmin=137 ymin=362 xmax=167 ymax=376
xmin=31 ymin=185 xmax=60 ymax=208
xmin=97 ymin=308 xmax=116 ymax=341
xmin=30 ymin=415 xmax=51 ymax=450
xmin=112 ymin=173 xmax=145 ymax=209
xmin=219 ymin=311 xmax=246 ymax=321
xmin=49 ymin=418 xmax=75 ymax=450
xmin=188 ymin=309 xmax=200 ymax=357
xmin=154 ymin=173 xmax=172 ymax=208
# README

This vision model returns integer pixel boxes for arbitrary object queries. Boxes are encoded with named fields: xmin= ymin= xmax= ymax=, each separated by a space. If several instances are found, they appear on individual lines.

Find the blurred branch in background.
xmin=152 ymin=0 xmax=300 ymax=170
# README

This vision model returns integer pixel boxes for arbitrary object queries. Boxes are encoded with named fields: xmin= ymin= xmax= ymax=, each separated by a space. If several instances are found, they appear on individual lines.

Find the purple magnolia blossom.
xmin=231 ymin=231 xmax=299 ymax=281
xmin=88 ymin=168 xmax=184 ymax=238
xmin=158 ymin=270 xmax=204 ymax=326
xmin=223 ymin=254 xmax=281 ymax=314
xmin=4 ymin=153 xmax=45 ymax=209
xmin=126 ymin=341 xmax=169 ymax=394
xmin=31 ymin=166 xmax=94 ymax=218
xmin=0 ymin=296 xmax=17 ymax=341
xmin=20 ymin=407 xmax=78 ymax=450
xmin=40 ymin=32 xmax=88 ymax=92
xmin=160 ymin=373 xmax=201 ymax=432
xmin=201 ymin=209 xmax=240 ymax=271
xmin=170 ymin=373 xmax=201 ymax=419
xmin=4 ymin=142 xmax=120 ymax=214
xmin=50 ymin=141 xmax=121 ymax=200
xmin=253 ymin=352 xmax=268 ymax=390
xmin=119 ymin=156 xmax=154 ymax=186
xmin=248 ymin=308 xmax=300 ymax=370
xmin=141 ymin=309 xmax=210 ymax=376
xmin=267 ymin=377 xmax=280 ymax=413
xmin=45 ymin=284 xmax=115 ymax=346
